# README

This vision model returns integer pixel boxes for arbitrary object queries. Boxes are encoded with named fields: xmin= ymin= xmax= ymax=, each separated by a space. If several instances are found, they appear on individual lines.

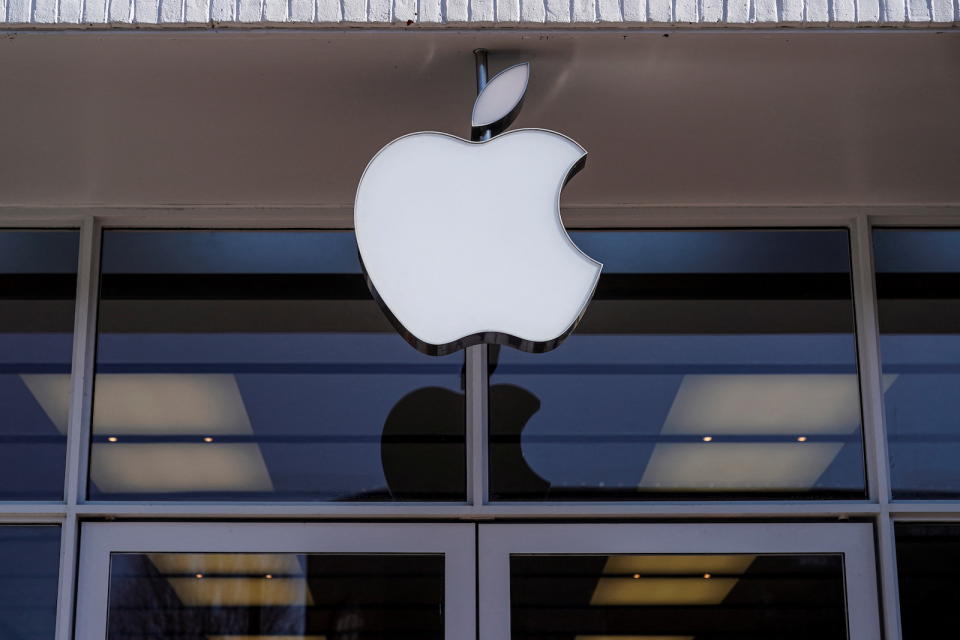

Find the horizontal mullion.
xmin=73 ymin=363 xmax=862 ymax=374
xmin=58 ymin=501 xmax=882 ymax=519
xmin=93 ymin=363 xmax=461 ymax=374
xmin=888 ymin=503 xmax=960 ymax=519
xmin=0 ymin=505 xmax=67 ymax=521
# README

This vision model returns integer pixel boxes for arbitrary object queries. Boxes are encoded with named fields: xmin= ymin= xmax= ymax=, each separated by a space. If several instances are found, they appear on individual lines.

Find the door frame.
xmin=75 ymin=521 xmax=476 ymax=639
xmin=478 ymin=522 xmax=880 ymax=640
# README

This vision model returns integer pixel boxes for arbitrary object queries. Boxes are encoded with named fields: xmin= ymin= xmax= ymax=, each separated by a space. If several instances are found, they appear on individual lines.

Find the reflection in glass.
xmin=896 ymin=524 xmax=960 ymax=637
xmin=874 ymin=230 xmax=960 ymax=498
xmin=511 ymin=553 xmax=847 ymax=639
xmin=490 ymin=230 xmax=866 ymax=500
xmin=0 ymin=526 xmax=61 ymax=638
xmin=107 ymin=552 xmax=444 ymax=639
xmin=76 ymin=231 xmax=463 ymax=501
xmin=0 ymin=230 xmax=78 ymax=500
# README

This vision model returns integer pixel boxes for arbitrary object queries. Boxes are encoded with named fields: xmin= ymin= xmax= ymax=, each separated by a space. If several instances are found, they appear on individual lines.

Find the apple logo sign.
xmin=355 ymin=62 xmax=602 ymax=355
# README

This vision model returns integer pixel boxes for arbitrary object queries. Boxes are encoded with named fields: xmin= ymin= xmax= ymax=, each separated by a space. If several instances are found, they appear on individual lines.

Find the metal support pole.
xmin=466 ymin=49 xmax=491 ymax=509
xmin=474 ymin=49 xmax=492 ymax=142
xmin=474 ymin=48 xmax=488 ymax=93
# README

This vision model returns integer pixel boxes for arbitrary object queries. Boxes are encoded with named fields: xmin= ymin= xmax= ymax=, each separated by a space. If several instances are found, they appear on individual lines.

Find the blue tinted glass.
xmin=874 ymin=229 xmax=960 ymax=499
xmin=90 ymin=231 xmax=464 ymax=501
xmin=490 ymin=230 xmax=865 ymax=500
xmin=0 ymin=230 xmax=78 ymax=500
xmin=0 ymin=526 xmax=60 ymax=638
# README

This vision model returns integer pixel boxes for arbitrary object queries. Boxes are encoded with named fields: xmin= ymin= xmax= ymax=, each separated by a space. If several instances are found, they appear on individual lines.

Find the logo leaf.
xmin=471 ymin=62 xmax=530 ymax=140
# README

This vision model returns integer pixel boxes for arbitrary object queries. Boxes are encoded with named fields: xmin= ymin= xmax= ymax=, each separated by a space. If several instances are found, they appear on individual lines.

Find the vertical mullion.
xmin=56 ymin=215 xmax=101 ymax=640
xmin=850 ymin=214 xmax=902 ymax=640
xmin=465 ymin=344 xmax=489 ymax=508
xmin=850 ymin=214 xmax=891 ymax=504
xmin=53 ymin=513 xmax=79 ymax=640
xmin=876 ymin=513 xmax=903 ymax=640
xmin=64 ymin=217 xmax=102 ymax=506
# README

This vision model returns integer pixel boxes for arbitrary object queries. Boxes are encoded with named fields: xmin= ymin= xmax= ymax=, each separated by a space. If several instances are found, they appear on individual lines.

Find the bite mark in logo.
xmin=354 ymin=62 xmax=602 ymax=356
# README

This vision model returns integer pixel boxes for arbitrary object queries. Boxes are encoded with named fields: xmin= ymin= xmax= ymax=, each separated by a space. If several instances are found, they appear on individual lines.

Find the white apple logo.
xmin=355 ymin=62 xmax=602 ymax=355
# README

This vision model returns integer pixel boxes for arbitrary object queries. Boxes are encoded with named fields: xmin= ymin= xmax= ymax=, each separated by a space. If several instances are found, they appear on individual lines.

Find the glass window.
xmin=511 ymin=553 xmax=848 ymax=638
xmin=490 ymin=230 xmax=865 ymax=500
xmin=0 ymin=230 xmax=78 ymax=500
xmin=107 ymin=552 xmax=444 ymax=638
xmin=0 ymin=526 xmax=61 ymax=638
xmin=895 ymin=523 xmax=960 ymax=637
xmin=874 ymin=229 xmax=960 ymax=499
xmin=87 ymin=231 xmax=464 ymax=501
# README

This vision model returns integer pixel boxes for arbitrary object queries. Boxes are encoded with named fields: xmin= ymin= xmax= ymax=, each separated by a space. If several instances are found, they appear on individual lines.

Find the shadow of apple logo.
xmin=380 ymin=383 xmax=548 ymax=500
xmin=487 ymin=383 xmax=551 ymax=499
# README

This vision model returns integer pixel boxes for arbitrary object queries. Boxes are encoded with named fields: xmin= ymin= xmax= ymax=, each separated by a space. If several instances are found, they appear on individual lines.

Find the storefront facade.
xmin=1 ymin=7 xmax=959 ymax=640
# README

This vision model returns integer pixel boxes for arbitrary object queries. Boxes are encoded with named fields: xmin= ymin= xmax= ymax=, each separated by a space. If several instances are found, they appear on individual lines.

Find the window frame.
xmin=88 ymin=228 xmax=469 ymax=503
xmin=478 ymin=522 xmax=881 ymax=640
xmin=0 ymin=206 xmax=958 ymax=640
xmin=75 ymin=521 xmax=476 ymax=639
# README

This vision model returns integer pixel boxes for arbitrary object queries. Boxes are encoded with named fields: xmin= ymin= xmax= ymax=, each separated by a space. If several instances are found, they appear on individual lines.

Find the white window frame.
xmin=479 ymin=522 xmax=881 ymax=640
xmin=74 ymin=521 xmax=476 ymax=639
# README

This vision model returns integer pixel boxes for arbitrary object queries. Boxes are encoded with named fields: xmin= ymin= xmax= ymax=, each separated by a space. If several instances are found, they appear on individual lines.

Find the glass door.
xmin=76 ymin=522 xmax=475 ymax=639
xmin=479 ymin=523 xmax=880 ymax=640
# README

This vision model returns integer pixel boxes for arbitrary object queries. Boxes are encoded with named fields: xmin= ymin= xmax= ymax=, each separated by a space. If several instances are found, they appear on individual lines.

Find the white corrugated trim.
xmin=3 ymin=0 xmax=957 ymax=26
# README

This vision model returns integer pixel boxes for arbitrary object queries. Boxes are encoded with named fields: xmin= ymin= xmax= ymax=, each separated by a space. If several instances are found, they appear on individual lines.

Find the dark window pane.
xmin=0 ymin=230 xmax=78 ymax=500
xmin=490 ymin=230 xmax=865 ymax=500
xmin=107 ymin=552 xmax=444 ymax=639
xmin=0 ymin=526 xmax=61 ymax=639
xmin=511 ymin=553 xmax=847 ymax=639
xmin=896 ymin=523 xmax=960 ymax=637
xmin=875 ymin=229 xmax=960 ymax=499
xmin=90 ymin=231 xmax=464 ymax=501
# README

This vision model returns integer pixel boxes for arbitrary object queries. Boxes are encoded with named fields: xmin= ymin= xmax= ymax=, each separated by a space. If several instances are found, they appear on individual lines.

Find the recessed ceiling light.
xmin=665 ymin=374 xmax=864 ymax=435
xmin=90 ymin=443 xmax=274 ymax=495
xmin=22 ymin=373 xmax=274 ymax=495
xmin=150 ymin=554 xmax=314 ymax=607
xmin=640 ymin=442 xmax=844 ymax=492
xmin=592 ymin=555 xmax=755 ymax=607
xmin=633 ymin=373 xmax=912 ymax=493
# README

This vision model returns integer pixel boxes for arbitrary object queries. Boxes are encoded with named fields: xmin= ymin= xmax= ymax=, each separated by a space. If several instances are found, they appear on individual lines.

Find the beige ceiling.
xmin=0 ymin=30 xmax=958 ymax=209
